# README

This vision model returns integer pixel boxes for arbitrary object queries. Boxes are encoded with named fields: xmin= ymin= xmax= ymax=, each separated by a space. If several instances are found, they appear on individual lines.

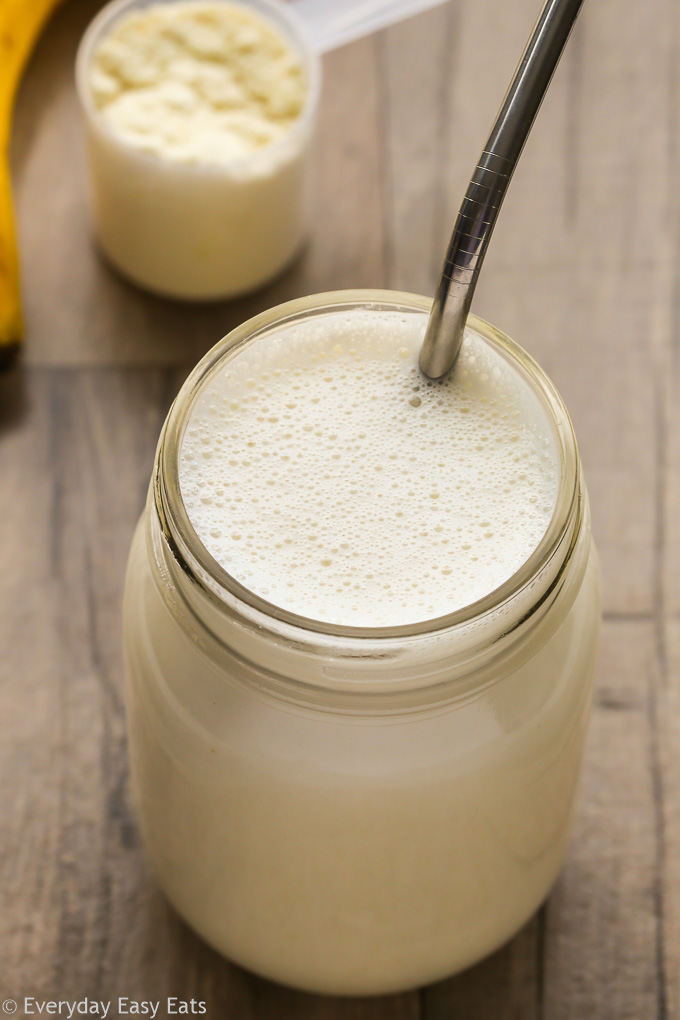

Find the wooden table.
xmin=2 ymin=0 xmax=677 ymax=1016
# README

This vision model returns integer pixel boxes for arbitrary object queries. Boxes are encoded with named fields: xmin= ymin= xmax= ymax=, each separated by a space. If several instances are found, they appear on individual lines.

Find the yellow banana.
xmin=1 ymin=0 xmax=64 ymax=366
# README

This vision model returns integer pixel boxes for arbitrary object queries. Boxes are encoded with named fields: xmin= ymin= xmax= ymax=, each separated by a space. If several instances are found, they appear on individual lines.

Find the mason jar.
xmin=122 ymin=290 xmax=601 ymax=996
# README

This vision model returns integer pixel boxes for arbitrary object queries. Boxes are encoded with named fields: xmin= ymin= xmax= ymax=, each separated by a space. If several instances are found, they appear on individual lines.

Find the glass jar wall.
xmin=123 ymin=292 xmax=601 ymax=995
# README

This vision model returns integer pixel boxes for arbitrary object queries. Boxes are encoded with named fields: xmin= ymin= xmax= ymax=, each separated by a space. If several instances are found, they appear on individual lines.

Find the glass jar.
xmin=123 ymin=290 xmax=601 ymax=996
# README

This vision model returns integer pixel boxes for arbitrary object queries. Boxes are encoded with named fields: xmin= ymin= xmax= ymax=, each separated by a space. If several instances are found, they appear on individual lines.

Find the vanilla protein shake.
xmin=179 ymin=307 xmax=558 ymax=626
xmin=123 ymin=293 xmax=600 ymax=995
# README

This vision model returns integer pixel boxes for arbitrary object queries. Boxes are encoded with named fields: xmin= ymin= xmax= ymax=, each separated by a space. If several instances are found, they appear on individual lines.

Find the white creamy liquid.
xmin=125 ymin=302 xmax=601 ymax=993
xmin=179 ymin=309 xmax=559 ymax=626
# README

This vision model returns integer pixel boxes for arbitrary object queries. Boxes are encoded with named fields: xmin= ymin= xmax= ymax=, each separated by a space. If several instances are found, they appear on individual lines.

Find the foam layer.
xmin=179 ymin=309 xmax=559 ymax=627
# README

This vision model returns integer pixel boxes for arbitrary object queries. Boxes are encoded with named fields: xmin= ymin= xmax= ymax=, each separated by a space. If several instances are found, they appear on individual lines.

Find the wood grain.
xmin=2 ymin=0 xmax=677 ymax=1015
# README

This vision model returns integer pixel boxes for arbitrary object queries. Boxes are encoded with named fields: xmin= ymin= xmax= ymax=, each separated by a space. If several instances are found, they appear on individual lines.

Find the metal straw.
xmin=419 ymin=0 xmax=585 ymax=379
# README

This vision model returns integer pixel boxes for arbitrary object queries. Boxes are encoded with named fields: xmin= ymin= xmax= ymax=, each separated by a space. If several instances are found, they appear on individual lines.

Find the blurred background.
xmin=1 ymin=0 xmax=678 ymax=1017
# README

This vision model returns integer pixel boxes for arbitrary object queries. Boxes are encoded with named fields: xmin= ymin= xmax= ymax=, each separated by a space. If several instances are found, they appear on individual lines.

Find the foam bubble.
xmin=179 ymin=309 xmax=560 ymax=627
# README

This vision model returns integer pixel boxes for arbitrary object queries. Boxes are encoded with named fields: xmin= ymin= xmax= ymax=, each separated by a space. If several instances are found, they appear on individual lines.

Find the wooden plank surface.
xmin=1 ymin=0 xmax=677 ymax=1016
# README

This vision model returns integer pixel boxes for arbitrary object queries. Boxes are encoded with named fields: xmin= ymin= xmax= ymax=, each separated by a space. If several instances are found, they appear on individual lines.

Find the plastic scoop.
xmin=289 ymin=0 xmax=450 ymax=53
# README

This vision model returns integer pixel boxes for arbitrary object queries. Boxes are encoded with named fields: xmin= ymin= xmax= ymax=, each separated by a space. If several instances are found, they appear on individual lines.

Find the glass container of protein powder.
xmin=122 ymin=290 xmax=601 ymax=995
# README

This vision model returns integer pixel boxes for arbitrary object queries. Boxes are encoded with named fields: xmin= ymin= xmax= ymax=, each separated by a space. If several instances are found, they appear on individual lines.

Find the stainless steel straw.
xmin=419 ymin=0 xmax=585 ymax=379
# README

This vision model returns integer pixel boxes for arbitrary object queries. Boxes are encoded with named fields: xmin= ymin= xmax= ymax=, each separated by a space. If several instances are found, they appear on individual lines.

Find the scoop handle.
xmin=419 ymin=0 xmax=585 ymax=379
xmin=289 ymin=0 xmax=450 ymax=54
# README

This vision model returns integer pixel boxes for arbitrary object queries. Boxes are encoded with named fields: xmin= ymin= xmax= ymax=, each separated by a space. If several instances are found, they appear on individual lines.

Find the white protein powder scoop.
xmin=76 ymin=0 xmax=320 ymax=300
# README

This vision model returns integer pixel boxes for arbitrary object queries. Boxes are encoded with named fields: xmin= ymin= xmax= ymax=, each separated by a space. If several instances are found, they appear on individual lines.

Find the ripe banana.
xmin=1 ymin=0 xmax=64 ymax=366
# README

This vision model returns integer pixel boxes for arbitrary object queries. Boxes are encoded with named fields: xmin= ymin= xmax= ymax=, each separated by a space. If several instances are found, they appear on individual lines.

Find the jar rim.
xmin=154 ymin=290 xmax=582 ymax=651
xmin=74 ymin=0 xmax=322 ymax=175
